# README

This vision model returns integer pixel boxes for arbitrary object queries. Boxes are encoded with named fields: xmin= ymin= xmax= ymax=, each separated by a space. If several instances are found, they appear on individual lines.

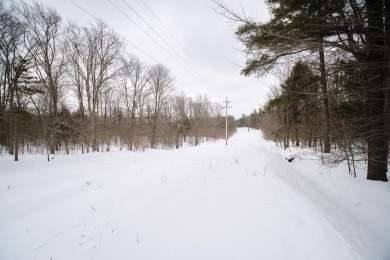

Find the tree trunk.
xmin=366 ymin=136 xmax=387 ymax=181
xmin=365 ymin=0 xmax=388 ymax=181
xmin=175 ymin=127 xmax=180 ymax=149
xmin=366 ymin=83 xmax=387 ymax=181
xmin=65 ymin=137 xmax=69 ymax=155
xmin=14 ymin=114 xmax=18 ymax=161
xmin=151 ymin=122 xmax=157 ymax=149
xmin=319 ymin=39 xmax=331 ymax=153
xmin=8 ymin=112 xmax=15 ymax=156
xmin=383 ymin=0 xmax=390 ymax=177
xmin=195 ymin=119 xmax=200 ymax=146
xmin=49 ymin=127 xmax=55 ymax=155
xmin=129 ymin=116 xmax=136 ymax=151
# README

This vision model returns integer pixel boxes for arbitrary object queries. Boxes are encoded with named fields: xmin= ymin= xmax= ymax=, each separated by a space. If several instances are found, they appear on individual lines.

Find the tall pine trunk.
xmin=383 ymin=0 xmax=390 ymax=178
xmin=319 ymin=39 xmax=331 ymax=153
xmin=365 ymin=0 xmax=388 ymax=181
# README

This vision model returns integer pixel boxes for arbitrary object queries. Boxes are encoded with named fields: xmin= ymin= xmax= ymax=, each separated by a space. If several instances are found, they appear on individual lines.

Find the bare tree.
xmin=120 ymin=56 xmax=150 ymax=150
xmin=148 ymin=64 xmax=175 ymax=148
xmin=173 ymin=92 xmax=191 ymax=148
xmin=64 ymin=20 xmax=126 ymax=151
xmin=191 ymin=95 xmax=210 ymax=146
xmin=99 ymin=86 xmax=119 ymax=151
xmin=0 ymin=2 xmax=23 ymax=156
xmin=63 ymin=22 xmax=85 ymax=117
xmin=17 ymin=1 xmax=65 ymax=155
xmin=0 ymin=1 xmax=39 ymax=160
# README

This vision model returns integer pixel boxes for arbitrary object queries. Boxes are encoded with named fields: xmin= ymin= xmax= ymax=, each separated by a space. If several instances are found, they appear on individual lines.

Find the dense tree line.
xmin=0 ymin=1 xmax=235 ymax=160
xmin=215 ymin=0 xmax=389 ymax=181
xmin=236 ymin=110 xmax=261 ymax=129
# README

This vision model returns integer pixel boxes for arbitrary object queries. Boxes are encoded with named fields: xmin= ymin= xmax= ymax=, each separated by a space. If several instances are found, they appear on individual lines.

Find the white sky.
xmin=20 ymin=0 xmax=276 ymax=118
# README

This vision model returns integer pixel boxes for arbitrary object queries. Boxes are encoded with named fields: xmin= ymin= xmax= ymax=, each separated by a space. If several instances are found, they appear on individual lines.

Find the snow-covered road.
xmin=1 ymin=128 xmax=389 ymax=259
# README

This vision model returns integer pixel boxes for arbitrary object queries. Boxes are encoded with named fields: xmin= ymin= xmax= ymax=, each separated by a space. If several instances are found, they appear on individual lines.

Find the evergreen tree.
xmin=215 ymin=0 xmax=389 ymax=181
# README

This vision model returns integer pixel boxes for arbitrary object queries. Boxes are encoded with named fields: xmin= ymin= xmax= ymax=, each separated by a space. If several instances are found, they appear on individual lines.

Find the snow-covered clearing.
xmin=0 ymin=128 xmax=389 ymax=259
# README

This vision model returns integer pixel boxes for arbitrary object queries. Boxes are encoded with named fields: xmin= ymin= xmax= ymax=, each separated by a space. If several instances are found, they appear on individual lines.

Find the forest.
xmin=0 ymin=1 xmax=235 ymax=161
xmin=217 ymin=0 xmax=389 ymax=182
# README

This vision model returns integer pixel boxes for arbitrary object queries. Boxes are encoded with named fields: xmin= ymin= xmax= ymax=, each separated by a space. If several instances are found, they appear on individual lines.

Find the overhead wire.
xmin=139 ymin=0 xmax=215 ymax=89
xmin=108 ymin=0 xmax=211 ymax=90
xmin=139 ymin=0 xmax=201 ymax=68
xmin=67 ymin=0 xmax=157 ymax=63
xmin=107 ymin=0 xmax=181 ymax=63
xmin=122 ymin=0 xmax=212 ymax=89
xmin=66 ymin=0 xmax=197 ymax=89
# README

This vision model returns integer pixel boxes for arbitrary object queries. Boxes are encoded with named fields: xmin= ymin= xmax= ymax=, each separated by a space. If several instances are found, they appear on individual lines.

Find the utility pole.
xmin=224 ymin=97 xmax=231 ymax=145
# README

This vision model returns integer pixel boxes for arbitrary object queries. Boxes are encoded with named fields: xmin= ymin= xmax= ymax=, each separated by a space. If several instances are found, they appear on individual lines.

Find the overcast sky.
xmin=20 ymin=0 xmax=275 ymax=118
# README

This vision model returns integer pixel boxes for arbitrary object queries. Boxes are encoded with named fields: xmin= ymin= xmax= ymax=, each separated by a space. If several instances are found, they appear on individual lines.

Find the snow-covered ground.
xmin=1 ymin=128 xmax=389 ymax=260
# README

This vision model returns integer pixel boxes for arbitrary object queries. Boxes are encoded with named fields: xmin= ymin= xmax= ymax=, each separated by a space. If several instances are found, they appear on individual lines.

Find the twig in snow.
xmin=263 ymin=166 xmax=267 ymax=176
xmin=245 ymin=167 xmax=248 ymax=176
xmin=136 ymin=232 xmax=140 ymax=243
xmin=161 ymin=174 xmax=167 ymax=183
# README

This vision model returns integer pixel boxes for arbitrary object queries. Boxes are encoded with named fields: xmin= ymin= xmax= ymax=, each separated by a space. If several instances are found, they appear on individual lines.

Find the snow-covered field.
xmin=1 ymin=128 xmax=389 ymax=260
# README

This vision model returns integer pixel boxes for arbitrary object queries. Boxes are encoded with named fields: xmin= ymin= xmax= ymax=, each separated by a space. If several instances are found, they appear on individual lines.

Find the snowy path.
xmin=0 ymin=128 xmax=389 ymax=259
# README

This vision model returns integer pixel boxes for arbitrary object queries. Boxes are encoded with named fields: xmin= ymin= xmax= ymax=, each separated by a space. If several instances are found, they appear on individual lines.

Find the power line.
xmin=139 ymin=0 xmax=200 ymax=68
xmin=66 ymin=0 xmax=196 ymax=89
xmin=122 ymin=0 xmax=211 ymax=89
xmin=108 ymin=0 xmax=211 ymax=90
xmin=67 ymin=0 xmax=97 ymax=20
xmin=67 ymin=0 xmax=157 ymax=63
xmin=138 ymin=0 xmax=213 ymax=89
xmin=107 ymin=0 xmax=176 ymax=61
xmin=106 ymin=1 xmax=197 ymax=89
